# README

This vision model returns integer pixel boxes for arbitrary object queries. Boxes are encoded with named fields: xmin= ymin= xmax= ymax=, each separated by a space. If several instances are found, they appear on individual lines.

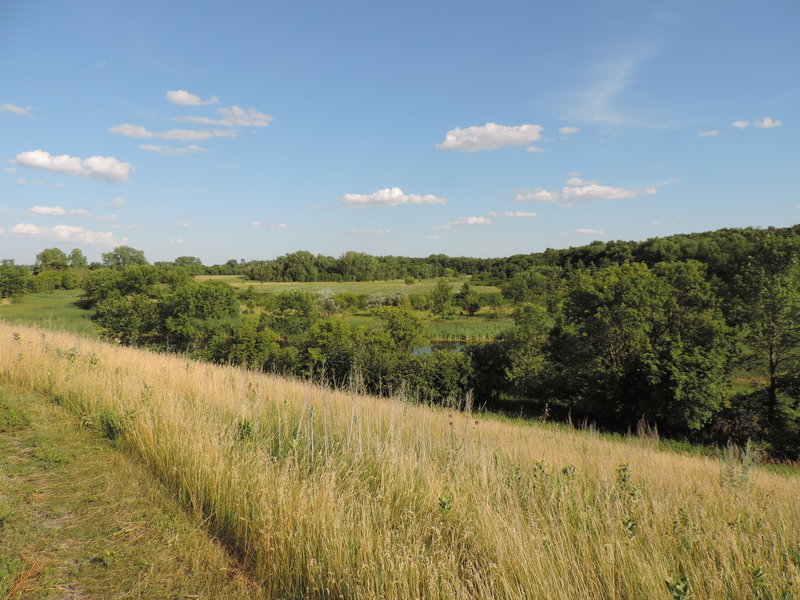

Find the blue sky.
xmin=1 ymin=0 xmax=798 ymax=264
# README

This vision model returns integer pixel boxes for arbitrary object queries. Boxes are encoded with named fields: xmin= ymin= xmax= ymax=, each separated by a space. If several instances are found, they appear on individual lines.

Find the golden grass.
xmin=1 ymin=321 xmax=798 ymax=599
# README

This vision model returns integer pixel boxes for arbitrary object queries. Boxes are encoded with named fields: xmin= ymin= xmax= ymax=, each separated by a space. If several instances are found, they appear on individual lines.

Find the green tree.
xmin=735 ymin=237 xmax=800 ymax=424
xmin=0 ymin=263 xmax=31 ymax=298
xmin=102 ymin=246 xmax=148 ymax=268
xmin=68 ymin=248 xmax=88 ymax=269
xmin=374 ymin=306 xmax=427 ymax=352
xmin=429 ymin=279 xmax=455 ymax=319
xmin=34 ymin=248 xmax=69 ymax=273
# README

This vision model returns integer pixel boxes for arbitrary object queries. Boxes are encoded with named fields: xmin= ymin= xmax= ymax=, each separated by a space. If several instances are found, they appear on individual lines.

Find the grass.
xmin=2 ymin=321 xmax=800 ymax=599
xmin=0 ymin=290 xmax=97 ymax=338
xmin=198 ymin=275 xmax=501 ymax=295
xmin=0 ymin=385 xmax=262 ymax=599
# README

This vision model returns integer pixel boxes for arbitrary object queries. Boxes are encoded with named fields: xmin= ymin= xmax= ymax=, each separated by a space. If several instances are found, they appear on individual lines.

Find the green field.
xmin=0 ymin=290 xmax=97 ymax=338
xmin=197 ymin=275 xmax=501 ymax=295
xmin=0 ymin=280 xmax=511 ymax=343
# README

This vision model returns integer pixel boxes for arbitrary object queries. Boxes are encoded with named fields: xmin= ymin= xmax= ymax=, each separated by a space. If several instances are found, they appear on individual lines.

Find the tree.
xmin=374 ymin=306 xmax=427 ymax=352
xmin=34 ymin=248 xmax=69 ymax=273
xmin=735 ymin=236 xmax=800 ymax=424
xmin=102 ymin=246 xmax=148 ymax=268
xmin=173 ymin=256 xmax=204 ymax=275
xmin=549 ymin=261 xmax=730 ymax=432
xmin=0 ymin=263 xmax=31 ymax=298
xmin=429 ymin=279 xmax=455 ymax=319
xmin=68 ymin=248 xmax=88 ymax=269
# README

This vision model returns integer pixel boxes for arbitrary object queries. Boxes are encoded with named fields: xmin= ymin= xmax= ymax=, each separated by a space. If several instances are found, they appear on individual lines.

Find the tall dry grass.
xmin=1 ymin=321 xmax=798 ymax=599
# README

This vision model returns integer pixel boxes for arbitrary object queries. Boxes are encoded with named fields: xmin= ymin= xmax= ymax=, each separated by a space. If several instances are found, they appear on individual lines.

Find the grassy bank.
xmin=0 ymin=385 xmax=261 ymax=599
xmin=1 ymin=322 xmax=799 ymax=599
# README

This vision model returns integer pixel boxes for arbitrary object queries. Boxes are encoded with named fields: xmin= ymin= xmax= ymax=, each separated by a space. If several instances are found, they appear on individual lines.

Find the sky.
xmin=1 ymin=0 xmax=798 ymax=264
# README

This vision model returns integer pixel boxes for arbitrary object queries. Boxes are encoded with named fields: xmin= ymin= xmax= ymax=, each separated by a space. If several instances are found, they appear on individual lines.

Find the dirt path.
xmin=0 ymin=386 xmax=261 ymax=600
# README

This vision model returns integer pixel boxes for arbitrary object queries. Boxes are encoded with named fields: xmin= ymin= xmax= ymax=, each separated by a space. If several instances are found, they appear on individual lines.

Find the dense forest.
xmin=3 ymin=224 xmax=800 ymax=458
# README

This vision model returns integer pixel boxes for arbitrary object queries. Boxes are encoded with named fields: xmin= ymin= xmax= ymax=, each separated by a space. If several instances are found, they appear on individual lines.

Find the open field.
xmin=0 ymin=290 xmax=97 ymax=338
xmin=197 ymin=275 xmax=501 ymax=296
xmin=2 ymin=321 xmax=799 ymax=599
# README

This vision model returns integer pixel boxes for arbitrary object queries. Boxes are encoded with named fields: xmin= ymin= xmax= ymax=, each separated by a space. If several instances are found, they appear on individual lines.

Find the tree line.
xmin=3 ymin=225 xmax=800 ymax=458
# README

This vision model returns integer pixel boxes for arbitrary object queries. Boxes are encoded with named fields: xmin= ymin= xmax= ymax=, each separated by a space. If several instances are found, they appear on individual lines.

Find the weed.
xmin=32 ymin=443 xmax=71 ymax=465
xmin=665 ymin=574 xmax=691 ymax=599
xmin=0 ymin=400 xmax=30 ymax=432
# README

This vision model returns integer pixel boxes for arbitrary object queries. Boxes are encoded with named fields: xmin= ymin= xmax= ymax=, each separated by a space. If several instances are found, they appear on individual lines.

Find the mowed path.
xmin=0 ymin=386 xmax=259 ymax=600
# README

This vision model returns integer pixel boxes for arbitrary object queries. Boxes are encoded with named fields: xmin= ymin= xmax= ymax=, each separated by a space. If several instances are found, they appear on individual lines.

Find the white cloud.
xmin=732 ymin=120 xmax=750 ymax=128
xmin=488 ymin=211 xmax=537 ymax=218
xmin=437 ymin=122 xmax=543 ymax=152
xmin=28 ymin=206 xmax=90 ymax=216
xmin=165 ymin=89 xmax=219 ymax=106
xmin=111 ymin=224 xmax=141 ymax=230
xmin=0 ymin=103 xmax=31 ymax=117
xmin=109 ymin=124 xmax=154 ymax=138
xmin=559 ymin=126 xmax=580 ymax=135
xmin=4 ymin=167 xmax=16 ymax=174
xmin=178 ymin=105 xmax=273 ymax=128
xmin=12 ymin=150 xmax=133 ymax=183
xmin=10 ymin=223 xmax=122 ymax=246
xmin=426 ymin=234 xmax=440 ymax=240
xmin=346 ymin=227 xmax=390 ymax=234
xmin=754 ymin=117 xmax=783 ymax=129
xmin=341 ymin=187 xmax=447 ymax=207
xmin=111 ymin=123 xmax=235 ymax=142
xmin=97 ymin=214 xmax=119 ymax=221
xmin=169 ymin=238 xmax=184 ymax=244
xmin=517 ymin=174 xmax=656 ymax=205
xmin=563 ymin=182 xmax=656 ymax=202
xmin=435 ymin=216 xmax=492 ymax=230
xmin=16 ymin=178 xmax=27 ymax=185
xmin=175 ymin=222 xmax=191 ymax=228
xmin=160 ymin=128 xmax=235 ymax=141
xmin=515 ymin=188 xmax=560 ymax=203
xmin=139 ymin=144 xmax=207 ymax=155
xmin=525 ymin=146 xmax=546 ymax=153
xmin=699 ymin=129 xmax=720 ymax=137
xmin=251 ymin=221 xmax=263 ymax=227
xmin=271 ymin=223 xmax=292 ymax=229
xmin=573 ymin=228 xmax=605 ymax=235
xmin=0 ymin=227 xmax=4 ymax=234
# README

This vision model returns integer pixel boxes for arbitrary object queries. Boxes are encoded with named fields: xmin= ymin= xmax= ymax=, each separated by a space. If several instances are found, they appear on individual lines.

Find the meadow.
xmin=1 ymin=321 xmax=798 ymax=599
xmin=0 ymin=290 xmax=96 ymax=337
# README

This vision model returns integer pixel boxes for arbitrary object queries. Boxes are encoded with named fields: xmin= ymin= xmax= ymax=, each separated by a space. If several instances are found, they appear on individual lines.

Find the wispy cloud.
xmin=571 ymin=228 xmax=605 ymax=235
xmin=346 ymin=227 xmax=390 ymax=234
xmin=566 ymin=47 xmax=658 ymax=127
xmin=558 ymin=126 xmax=580 ymax=135
xmin=110 ymin=124 xmax=235 ymax=141
xmin=139 ymin=144 xmax=207 ymax=155
xmin=165 ymin=89 xmax=219 ymax=106
xmin=437 ymin=122 xmax=543 ymax=152
xmin=732 ymin=117 xmax=783 ymax=129
xmin=175 ymin=106 xmax=272 ymax=128
xmin=341 ymin=187 xmax=447 ymax=207
xmin=434 ymin=216 xmax=492 ymax=230
xmin=488 ymin=211 xmax=537 ymax=218
xmin=698 ymin=129 xmax=720 ymax=137
xmin=12 ymin=150 xmax=133 ymax=183
xmin=1 ymin=103 xmax=32 ymax=117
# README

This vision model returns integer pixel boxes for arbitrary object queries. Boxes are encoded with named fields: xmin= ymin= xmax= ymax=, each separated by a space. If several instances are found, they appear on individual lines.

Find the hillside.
xmin=1 ymin=322 xmax=799 ymax=599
